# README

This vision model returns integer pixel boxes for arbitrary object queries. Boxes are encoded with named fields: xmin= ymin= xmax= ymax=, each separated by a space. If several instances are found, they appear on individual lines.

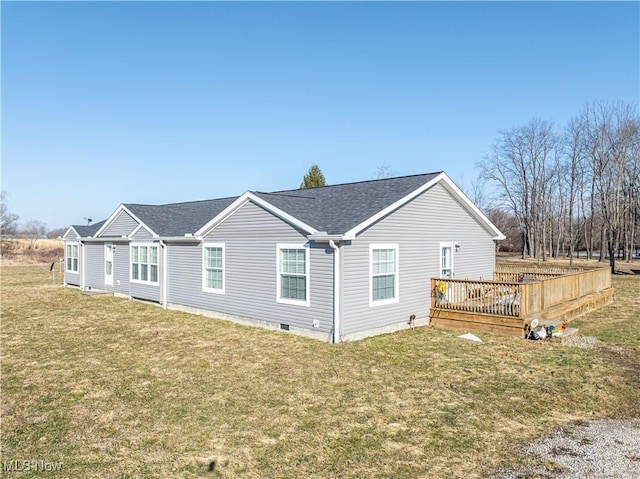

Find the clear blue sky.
xmin=2 ymin=1 xmax=638 ymax=230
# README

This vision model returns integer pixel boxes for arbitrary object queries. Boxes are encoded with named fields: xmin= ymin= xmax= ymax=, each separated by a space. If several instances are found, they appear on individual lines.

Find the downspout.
xmin=329 ymin=240 xmax=340 ymax=343
xmin=80 ymin=241 xmax=85 ymax=290
xmin=159 ymin=240 xmax=168 ymax=309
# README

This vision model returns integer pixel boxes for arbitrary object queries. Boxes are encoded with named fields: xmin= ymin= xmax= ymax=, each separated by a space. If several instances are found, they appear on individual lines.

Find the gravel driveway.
xmin=488 ymin=419 xmax=640 ymax=478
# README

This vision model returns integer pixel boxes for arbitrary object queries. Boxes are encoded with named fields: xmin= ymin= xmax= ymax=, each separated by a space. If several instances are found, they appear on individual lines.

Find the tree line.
xmin=1 ymin=192 xmax=67 ymax=252
xmin=4 ymin=106 xmax=638 ymax=274
xmin=476 ymin=100 xmax=639 ymax=273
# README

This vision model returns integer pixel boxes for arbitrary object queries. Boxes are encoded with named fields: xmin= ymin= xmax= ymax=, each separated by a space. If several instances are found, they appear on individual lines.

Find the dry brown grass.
xmin=496 ymin=251 xmax=640 ymax=275
xmin=1 ymin=238 xmax=64 ymax=265
xmin=1 ymin=264 xmax=638 ymax=478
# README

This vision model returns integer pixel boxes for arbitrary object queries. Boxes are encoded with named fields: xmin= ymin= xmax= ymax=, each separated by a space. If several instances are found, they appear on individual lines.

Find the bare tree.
xmin=1 ymin=191 xmax=19 ymax=236
xmin=47 ymin=227 xmax=68 ymax=239
xmin=21 ymin=220 xmax=47 ymax=250
xmin=1 ymin=192 xmax=20 ymax=256
xmin=374 ymin=163 xmax=398 ymax=179
xmin=581 ymin=100 xmax=639 ymax=273
xmin=621 ymin=120 xmax=640 ymax=262
xmin=562 ymin=116 xmax=589 ymax=264
xmin=479 ymin=118 xmax=557 ymax=259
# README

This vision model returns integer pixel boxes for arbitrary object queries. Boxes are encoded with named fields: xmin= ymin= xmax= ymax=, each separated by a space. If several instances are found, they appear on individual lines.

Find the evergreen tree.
xmin=300 ymin=165 xmax=327 ymax=189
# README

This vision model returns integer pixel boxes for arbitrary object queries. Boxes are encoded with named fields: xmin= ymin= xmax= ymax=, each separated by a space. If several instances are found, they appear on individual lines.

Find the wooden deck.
xmin=429 ymin=264 xmax=613 ymax=337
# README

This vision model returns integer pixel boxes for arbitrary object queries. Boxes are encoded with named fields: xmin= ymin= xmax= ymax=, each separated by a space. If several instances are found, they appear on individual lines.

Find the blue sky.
xmin=2 ymin=1 xmax=638 ymax=230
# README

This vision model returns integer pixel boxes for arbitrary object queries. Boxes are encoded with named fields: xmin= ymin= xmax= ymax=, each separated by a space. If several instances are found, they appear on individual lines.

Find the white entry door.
xmin=105 ymin=243 xmax=114 ymax=286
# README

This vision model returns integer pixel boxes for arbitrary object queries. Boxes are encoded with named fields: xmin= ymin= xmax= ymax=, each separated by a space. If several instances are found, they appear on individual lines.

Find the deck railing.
xmin=493 ymin=263 xmax=588 ymax=282
xmin=432 ymin=278 xmax=522 ymax=317
xmin=431 ymin=265 xmax=611 ymax=320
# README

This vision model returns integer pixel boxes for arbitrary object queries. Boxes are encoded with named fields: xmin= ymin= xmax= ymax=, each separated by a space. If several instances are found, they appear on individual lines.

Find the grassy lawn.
xmin=1 ymin=264 xmax=638 ymax=478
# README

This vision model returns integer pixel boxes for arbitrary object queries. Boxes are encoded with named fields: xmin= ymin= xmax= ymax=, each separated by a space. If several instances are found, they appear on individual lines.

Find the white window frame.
xmin=104 ymin=242 xmax=114 ymax=286
xmin=66 ymin=242 xmax=79 ymax=273
xmin=202 ymin=243 xmax=225 ymax=294
xmin=276 ymin=243 xmax=310 ymax=307
xmin=130 ymin=243 xmax=159 ymax=285
xmin=370 ymin=243 xmax=399 ymax=307
xmin=440 ymin=242 xmax=454 ymax=278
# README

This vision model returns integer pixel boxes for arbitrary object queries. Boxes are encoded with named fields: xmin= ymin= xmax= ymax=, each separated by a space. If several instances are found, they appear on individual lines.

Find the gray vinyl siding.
xmin=65 ymin=229 xmax=79 ymax=241
xmin=112 ymin=243 xmax=130 ymax=295
xmin=101 ymin=210 xmax=138 ymax=237
xmin=84 ymin=243 xmax=105 ymax=290
xmin=166 ymin=201 xmax=334 ymax=333
xmin=129 ymin=242 xmax=161 ymax=302
xmin=341 ymin=183 xmax=496 ymax=336
xmin=82 ymin=241 xmax=131 ymax=294
xmin=132 ymin=228 xmax=154 ymax=241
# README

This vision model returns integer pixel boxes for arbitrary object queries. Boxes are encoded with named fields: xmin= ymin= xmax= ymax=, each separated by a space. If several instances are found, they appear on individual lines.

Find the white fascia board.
xmin=342 ymin=173 xmax=445 ymax=240
xmin=159 ymin=236 xmax=203 ymax=242
xmin=195 ymin=191 xmax=319 ymax=238
xmin=81 ymin=237 xmax=131 ymax=243
xmin=93 ymin=204 xmax=158 ymax=239
xmin=307 ymin=233 xmax=345 ymax=242
xmin=438 ymin=174 xmax=506 ymax=241
xmin=62 ymin=226 xmax=79 ymax=240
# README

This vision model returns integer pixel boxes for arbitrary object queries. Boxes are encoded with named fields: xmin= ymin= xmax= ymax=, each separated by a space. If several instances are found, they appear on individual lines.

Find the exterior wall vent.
xmin=280 ymin=323 xmax=290 ymax=331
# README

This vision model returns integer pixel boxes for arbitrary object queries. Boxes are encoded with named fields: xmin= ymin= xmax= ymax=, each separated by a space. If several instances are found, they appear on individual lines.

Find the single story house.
xmin=63 ymin=172 xmax=504 ymax=342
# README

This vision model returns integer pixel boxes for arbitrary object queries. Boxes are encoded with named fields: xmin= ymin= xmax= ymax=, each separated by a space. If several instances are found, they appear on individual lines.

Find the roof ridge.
xmin=268 ymin=171 xmax=443 ymax=194
xmin=160 ymin=195 xmax=239 ymax=207
xmin=255 ymin=191 xmax=317 ymax=199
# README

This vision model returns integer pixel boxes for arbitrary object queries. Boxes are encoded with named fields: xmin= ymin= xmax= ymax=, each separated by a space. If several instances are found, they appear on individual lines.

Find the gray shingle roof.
xmin=124 ymin=197 xmax=237 ymax=237
xmin=254 ymin=172 xmax=441 ymax=234
xmin=75 ymin=172 xmax=444 ymax=238
xmin=72 ymin=220 xmax=106 ymax=237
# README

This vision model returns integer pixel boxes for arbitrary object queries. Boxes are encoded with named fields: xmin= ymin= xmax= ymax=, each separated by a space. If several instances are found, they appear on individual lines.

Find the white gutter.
xmin=159 ymin=240 xmax=168 ymax=309
xmin=328 ymin=240 xmax=341 ymax=343
xmin=158 ymin=236 xmax=203 ymax=243
xmin=81 ymin=237 xmax=131 ymax=243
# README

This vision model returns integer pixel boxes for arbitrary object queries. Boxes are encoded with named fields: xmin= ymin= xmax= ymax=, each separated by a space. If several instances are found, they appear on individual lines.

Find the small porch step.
xmin=82 ymin=290 xmax=112 ymax=297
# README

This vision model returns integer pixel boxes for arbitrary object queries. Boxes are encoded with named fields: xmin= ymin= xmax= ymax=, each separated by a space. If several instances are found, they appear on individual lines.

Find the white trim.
xmin=81 ymin=237 xmax=131 ymax=243
xmin=440 ymin=242 xmax=454 ymax=278
xmin=369 ymin=243 xmax=399 ymax=307
xmin=329 ymin=240 xmax=341 ymax=343
xmin=158 ymin=236 xmax=203 ymax=243
xmin=62 ymin=226 xmax=80 ymax=240
xmin=202 ymin=243 xmax=226 ymax=295
xmin=195 ymin=192 xmax=319 ymax=238
xmin=276 ymin=243 xmax=310 ymax=307
xmin=94 ymin=204 xmax=157 ymax=239
xmin=104 ymin=242 xmax=114 ymax=286
xmin=160 ymin=240 xmax=168 ymax=309
xmin=65 ymin=242 xmax=79 ymax=273
xmin=130 ymin=243 xmax=160 ymax=285
xmin=80 ymin=242 xmax=85 ymax=290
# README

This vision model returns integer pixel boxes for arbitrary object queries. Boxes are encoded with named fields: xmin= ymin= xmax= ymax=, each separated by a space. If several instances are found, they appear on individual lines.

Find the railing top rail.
xmin=431 ymin=277 xmax=525 ymax=286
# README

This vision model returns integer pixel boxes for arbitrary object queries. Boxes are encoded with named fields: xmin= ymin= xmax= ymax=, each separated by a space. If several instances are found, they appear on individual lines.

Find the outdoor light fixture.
xmin=454 ymin=242 xmax=460 ymax=252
